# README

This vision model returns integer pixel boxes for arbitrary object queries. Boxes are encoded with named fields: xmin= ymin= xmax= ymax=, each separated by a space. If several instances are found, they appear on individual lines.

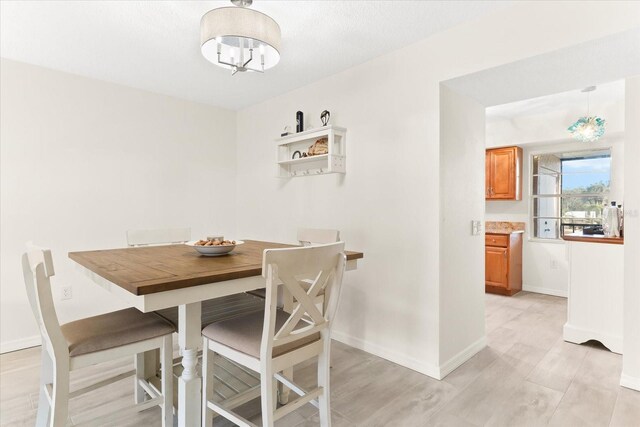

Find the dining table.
xmin=68 ymin=239 xmax=364 ymax=427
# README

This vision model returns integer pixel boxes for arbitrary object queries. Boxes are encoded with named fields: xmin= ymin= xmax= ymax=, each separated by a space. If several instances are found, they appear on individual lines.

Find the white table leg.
xmin=178 ymin=302 xmax=202 ymax=427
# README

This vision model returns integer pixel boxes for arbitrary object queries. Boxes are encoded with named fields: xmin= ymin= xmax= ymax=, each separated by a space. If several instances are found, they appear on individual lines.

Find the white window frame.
xmin=529 ymin=147 xmax=612 ymax=242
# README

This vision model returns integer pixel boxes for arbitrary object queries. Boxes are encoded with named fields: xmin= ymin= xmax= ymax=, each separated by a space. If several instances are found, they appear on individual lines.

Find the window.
xmin=532 ymin=149 xmax=611 ymax=239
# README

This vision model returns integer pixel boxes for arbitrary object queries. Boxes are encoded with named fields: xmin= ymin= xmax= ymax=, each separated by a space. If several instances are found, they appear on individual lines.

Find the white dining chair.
xmin=247 ymin=228 xmax=341 ymax=405
xmin=126 ymin=227 xmax=191 ymax=247
xmin=296 ymin=228 xmax=340 ymax=246
xmin=248 ymin=228 xmax=340 ymax=301
xmin=22 ymin=243 xmax=174 ymax=427
xmin=201 ymin=242 xmax=346 ymax=427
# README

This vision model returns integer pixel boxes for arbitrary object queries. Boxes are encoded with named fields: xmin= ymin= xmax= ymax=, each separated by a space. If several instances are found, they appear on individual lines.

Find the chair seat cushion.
xmin=61 ymin=308 xmax=175 ymax=357
xmin=202 ymin=309 xmax=320 ymax=359
xmin=155 ymin=293 xmax=266 ymax=329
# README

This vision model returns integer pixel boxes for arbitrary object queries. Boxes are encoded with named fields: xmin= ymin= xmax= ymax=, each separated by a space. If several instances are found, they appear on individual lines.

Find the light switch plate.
xmin=471 ymin=220 xmax=482 ymax=236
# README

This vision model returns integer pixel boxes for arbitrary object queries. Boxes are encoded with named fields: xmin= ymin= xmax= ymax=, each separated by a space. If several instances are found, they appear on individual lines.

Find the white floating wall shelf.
xmin=276 ymin=125 xmax=346 ymax=178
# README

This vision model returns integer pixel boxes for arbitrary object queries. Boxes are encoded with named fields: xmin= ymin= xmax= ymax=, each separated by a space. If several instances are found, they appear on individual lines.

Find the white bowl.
xmin=185 ymin=240 xmax=244 ymax=257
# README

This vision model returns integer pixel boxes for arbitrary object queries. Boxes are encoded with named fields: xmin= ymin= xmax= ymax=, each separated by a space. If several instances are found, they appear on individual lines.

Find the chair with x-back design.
xmin=201 ymin=242 xmax=346 ymax=427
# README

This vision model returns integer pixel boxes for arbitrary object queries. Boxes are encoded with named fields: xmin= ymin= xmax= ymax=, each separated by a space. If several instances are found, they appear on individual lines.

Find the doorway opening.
xmin=438 ymin=28 xmax=639 ymax=397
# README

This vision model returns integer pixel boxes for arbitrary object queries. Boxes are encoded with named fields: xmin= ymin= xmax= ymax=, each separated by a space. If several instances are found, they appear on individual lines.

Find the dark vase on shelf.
xmin=296 ymin=111 xmax=304 ymax=133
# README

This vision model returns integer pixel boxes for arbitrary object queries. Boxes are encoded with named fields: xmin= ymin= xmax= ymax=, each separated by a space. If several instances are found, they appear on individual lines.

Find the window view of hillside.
xmin=532 ymin=151 xmax=611 ymax=239
xmin=561 ymin=156 xmax=611 ymax=235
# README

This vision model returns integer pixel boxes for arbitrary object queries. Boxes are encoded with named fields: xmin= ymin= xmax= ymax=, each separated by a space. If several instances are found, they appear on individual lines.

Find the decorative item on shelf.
xmin=281 ymin=125 xmax=291 ymax=137
xmin=320 ymin=110 xmax=331 ymax=126
xmin=296 ymin=111 xmax=304 ymax=133
xmin=308 ymin=137 xmax=329 ymax=156
xmin=200 ymin=0 xmax=281 ymax=76
xmin=276 ymin=125 xmax=346 ymax=178
xmin=568 ymin=86 xmax=606 ymax=142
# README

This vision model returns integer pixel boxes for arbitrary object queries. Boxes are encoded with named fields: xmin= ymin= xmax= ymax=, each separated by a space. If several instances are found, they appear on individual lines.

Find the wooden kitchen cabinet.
xmin=486 ymin=146 xmax=523 ymax=200
xmin=485 ymin=232 xmax=522 ymax=296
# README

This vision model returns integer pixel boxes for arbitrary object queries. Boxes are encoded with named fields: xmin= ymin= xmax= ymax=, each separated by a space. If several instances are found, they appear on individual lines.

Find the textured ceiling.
xmin=0 ymin=1 xmax=510 ymax=110
xmin=487 ymin=79 xmax=625 ymax=121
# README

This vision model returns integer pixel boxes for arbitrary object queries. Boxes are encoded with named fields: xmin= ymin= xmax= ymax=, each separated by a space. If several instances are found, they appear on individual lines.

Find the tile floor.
xmin=1 ymin=292 xmax=639 ymax=426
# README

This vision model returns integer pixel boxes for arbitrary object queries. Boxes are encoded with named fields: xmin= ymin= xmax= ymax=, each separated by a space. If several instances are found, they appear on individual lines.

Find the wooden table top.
xmin=69 ymin=240 xmax=364 ymax=296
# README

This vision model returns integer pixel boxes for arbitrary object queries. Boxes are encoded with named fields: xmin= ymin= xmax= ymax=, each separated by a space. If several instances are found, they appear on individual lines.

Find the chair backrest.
xmin=126 ymin=227 xmax=191 ymax=247
xmin=297 ymin=228 xmax=340 ymax=246
xmin=22 ymin=243 xmax=68 ymax=358
xmin=261 ymin=242 xmax=346 ymax=359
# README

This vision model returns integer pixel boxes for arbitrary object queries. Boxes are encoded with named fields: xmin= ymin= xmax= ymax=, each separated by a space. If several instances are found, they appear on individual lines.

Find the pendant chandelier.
xmin=200 ymin=0 xmax=281 ymax=75
xmin=568 ymin=86 xmax=606 ymax=142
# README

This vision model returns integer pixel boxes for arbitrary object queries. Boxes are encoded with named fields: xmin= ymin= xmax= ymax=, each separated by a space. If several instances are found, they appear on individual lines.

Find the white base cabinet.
xmin=564 ymin=240 xmax=624 ymax=354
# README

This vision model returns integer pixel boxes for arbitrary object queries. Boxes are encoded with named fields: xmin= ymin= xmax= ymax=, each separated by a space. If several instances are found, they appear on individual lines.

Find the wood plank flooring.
xmin=2 ymin=292 xmax=639 ymax=426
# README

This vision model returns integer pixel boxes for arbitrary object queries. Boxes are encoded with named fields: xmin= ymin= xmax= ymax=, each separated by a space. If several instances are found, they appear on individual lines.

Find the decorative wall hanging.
xmin=321 ymin=110 xmax=331 ymax=126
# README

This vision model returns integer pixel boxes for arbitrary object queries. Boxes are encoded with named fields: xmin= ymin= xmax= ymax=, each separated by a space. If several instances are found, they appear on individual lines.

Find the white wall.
xmin=0 ymin=59 xmax=238 ymax=352
xmin=438 ymin=86 xmax=486 ymax=375
xmin=234 ymin=3 xmax=640 ymax=377
xmin=622 ymin=76 xmax=640 ymax=391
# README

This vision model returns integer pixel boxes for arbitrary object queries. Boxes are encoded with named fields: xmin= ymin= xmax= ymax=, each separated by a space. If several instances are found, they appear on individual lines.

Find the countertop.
xmin=486 ymin=230 xmax=525 ymax=235
xmin=562 ymin=232 xmax=624 ymax=245
xmin=485 ymin=221 xmax=525 ymax=235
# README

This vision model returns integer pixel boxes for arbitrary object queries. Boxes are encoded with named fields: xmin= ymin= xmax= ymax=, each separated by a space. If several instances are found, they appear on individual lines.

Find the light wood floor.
xmin=2 ymin=292 xmax=639 ymax=426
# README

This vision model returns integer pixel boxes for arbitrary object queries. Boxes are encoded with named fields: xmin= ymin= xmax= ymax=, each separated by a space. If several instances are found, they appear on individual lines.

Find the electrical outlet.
xmin=61 ymin=286 xmax=73 ymax=300
xmin=550 ymin=259 xmax=558 ymax=270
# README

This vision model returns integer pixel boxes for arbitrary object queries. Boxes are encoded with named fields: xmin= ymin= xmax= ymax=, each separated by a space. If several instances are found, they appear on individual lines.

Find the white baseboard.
xmin=522 ymin=285 xmax=567 ymax=298
xmin=437 ymin=336 xmax=487 ymax=380
xmin=0 ymin=335 xmax=41 ymax=354
xmin=620 ymin=373 xmax=640 ymax=391
xmin=331 ymin=330 xmax=441 ymax=379
xmin=563 ymin=323 xmax=623 ymax=354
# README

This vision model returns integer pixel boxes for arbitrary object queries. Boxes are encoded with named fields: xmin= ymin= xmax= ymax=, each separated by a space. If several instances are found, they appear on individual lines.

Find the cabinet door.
xmin=490 ymin=148 xmax=516 ymax=199
xmin=486 ymin=246 xmax=508 ymax=288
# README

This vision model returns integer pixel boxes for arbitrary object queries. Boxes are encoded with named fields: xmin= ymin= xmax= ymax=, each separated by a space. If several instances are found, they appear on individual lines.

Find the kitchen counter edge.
xmin=562 ymin=234 xmax=624 ymax=245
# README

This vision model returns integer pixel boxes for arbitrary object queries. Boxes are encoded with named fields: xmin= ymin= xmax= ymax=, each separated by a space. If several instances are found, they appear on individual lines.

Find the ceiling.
xmin=445 ymin=28 xmax=640 ymax=108
xmin=0 ymin=1 xmax=510 ymax=110
xmin=486 ymin=79 xmax=625 ymax=121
